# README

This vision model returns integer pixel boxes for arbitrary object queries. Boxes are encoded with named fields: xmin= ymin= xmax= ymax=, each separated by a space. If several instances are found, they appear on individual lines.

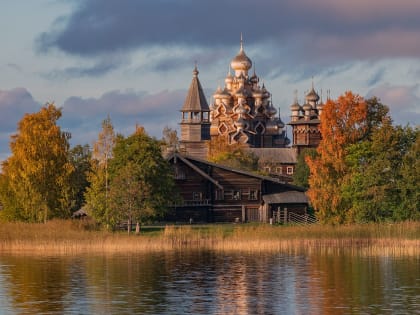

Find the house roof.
xmin=168 ymin=153 xmax=305 ymax=192
xmin=171 ymin=154 xmax=223 ymax=189
xmin=247 ymin=148 xmax=297 ymax=164
xmin=181 ymin=66 xmax=209 ymax=112
xmin=263 ymin=191 xmax=308 ymax=204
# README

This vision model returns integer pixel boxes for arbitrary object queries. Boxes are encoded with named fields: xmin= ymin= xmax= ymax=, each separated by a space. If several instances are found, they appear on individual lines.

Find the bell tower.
xmin=179 ymin=65 xmax=210 ymax=159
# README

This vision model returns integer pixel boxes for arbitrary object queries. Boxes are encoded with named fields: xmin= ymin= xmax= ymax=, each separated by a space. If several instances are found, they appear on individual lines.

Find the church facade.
xmin=179 ymin=39 xmax=323 ymax=173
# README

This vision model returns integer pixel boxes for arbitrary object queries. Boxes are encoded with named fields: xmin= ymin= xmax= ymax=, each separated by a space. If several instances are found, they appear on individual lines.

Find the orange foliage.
xmin=307 ymin=91 xmax=368 ymax=223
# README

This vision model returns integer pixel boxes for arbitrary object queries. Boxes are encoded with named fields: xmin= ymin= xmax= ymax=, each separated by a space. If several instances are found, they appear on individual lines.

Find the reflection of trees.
xmin=0 ymin=252 xmax=418 ymax=314
xmin=306 ymin=250 xmax=420 ymax=314
xmin=1 ymin=255 xmax=70 ymax=314
xmin=84 ymin=253 xmax=169 ymax=314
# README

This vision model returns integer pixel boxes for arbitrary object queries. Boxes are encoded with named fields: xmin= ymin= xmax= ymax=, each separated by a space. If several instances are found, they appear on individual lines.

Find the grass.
xmin=0 ymin=219 xmax=418 ymax=256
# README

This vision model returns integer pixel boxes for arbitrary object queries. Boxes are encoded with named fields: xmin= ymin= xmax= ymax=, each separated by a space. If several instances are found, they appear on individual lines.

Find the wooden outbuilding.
xmin=167 ymin=153 xmax=308 ymax=223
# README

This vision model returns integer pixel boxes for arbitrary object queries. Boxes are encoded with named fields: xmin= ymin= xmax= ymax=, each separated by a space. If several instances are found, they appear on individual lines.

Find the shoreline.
xmin=0 ymin=220 xmax=419 ymax=256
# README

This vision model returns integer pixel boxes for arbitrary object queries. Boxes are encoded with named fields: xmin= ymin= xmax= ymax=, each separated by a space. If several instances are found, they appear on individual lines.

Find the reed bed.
xmin=0 ymin=220 xmax=418 ymax=256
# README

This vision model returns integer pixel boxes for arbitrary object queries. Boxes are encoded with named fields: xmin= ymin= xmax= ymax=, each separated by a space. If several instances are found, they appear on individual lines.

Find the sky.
xmin=1 ymin=0 xmax=420 ymax=162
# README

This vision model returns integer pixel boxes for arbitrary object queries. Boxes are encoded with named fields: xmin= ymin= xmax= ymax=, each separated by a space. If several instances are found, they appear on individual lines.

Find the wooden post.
xmin=135 ymin=222 xmax=140 ymax=234
xmin=242 ymin=205 xmax=246 ymax=223
xmin=284 ymin=207 xmax=288 ymax=224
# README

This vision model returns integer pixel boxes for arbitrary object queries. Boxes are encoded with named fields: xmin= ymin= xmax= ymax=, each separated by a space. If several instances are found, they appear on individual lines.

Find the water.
xmin=0 ymin=251 xmax=418 ymax=314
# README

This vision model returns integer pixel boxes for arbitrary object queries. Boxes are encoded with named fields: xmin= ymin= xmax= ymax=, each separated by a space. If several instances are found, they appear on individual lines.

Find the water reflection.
xmin=0 ymin=251 xmax=418 ymax=314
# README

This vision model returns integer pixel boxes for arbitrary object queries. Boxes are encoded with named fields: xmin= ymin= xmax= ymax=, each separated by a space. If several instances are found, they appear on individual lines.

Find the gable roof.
xmin=171 ymin=154 xmax=223 ymax=189
xmin=168 ymin=153 xmax=305 ymax=192
xmin=181 ymin=67 xmax=209 ymax=112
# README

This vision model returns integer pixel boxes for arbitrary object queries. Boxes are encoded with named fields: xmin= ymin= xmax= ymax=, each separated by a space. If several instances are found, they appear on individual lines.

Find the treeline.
xmin=0 ymin=104 xmax=178 ymax=228
xmin=294 ymin=92 xmax=419 ymax=224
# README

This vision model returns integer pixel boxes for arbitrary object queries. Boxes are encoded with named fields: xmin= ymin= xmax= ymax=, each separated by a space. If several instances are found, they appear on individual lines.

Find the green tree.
xmin=397 ymin=129 xmax=420 ymax=220
xmin=108 ymin=126 xmax=178 ymax=230
xmin=343 ymin=122 xmax=419 ymax=222
xmin=293 ymin=148 xmax=317 ymax=188
xmin=0 ymin=103 xmax=73 ymax=222
xmin=69 ymin=144 xmax=91 ymax=212
xmin=84 ymin=116 xmax=116 ymax=228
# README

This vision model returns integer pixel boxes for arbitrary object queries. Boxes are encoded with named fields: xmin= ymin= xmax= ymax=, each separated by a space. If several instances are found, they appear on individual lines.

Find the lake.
xmin=0 ymin=250 xmax=418 ymax=314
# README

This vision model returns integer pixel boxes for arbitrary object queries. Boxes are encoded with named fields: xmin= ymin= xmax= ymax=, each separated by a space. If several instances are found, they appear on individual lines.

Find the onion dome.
xmin=230 ymin=40 xmax=252 ymax=72
xmin=220 ymin=87 xmax=232 ymax=99
xmin=253 ymin=87 xmax=263 ymax=98
xmin=250 ymin=67 xmax=258 ymax=83
xmin=261 ymin=84 xmax=270 ymax=98
xmin=225 ymin=68 xmax=234 ymax=84
xmin=235 ymin=86 xmax=249 ymax=97
xmin=306 ymin=87 xmax=320 ymax=102
xmin=290 ymin=100 xmax=300 ymax=111
xmin=213 ymin=86 xmax=223 ymax=98
xmin=277 ymin=117 xmax=285 ymax=129
xmin=302 ymin=102 xmax=312 ymax=112
xmin=266 ymin=104 xmax=277 ymax=117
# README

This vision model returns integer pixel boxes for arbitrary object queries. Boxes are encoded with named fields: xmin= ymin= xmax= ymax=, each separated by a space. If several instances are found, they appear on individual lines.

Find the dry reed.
xmin=0 ymin=220 xmax=418 ymax=256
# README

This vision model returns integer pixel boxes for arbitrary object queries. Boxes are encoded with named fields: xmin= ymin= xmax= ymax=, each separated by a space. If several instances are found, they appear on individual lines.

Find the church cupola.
xmin=230 ymin=35 xmax=252 ymax=77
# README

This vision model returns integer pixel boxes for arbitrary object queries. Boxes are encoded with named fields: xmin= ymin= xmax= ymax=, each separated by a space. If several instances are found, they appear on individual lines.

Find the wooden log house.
xmin=167 ymin=153 xmax=308 ymax=223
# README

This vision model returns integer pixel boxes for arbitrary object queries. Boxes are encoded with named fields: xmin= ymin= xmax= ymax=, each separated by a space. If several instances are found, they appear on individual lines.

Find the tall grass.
xmin=0 ymin=220 xmax=418 ymax=256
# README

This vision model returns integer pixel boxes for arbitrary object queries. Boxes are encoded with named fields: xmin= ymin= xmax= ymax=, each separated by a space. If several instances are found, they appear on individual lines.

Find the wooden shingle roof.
xmin=181 ymin=66 xmax=209 ymax=112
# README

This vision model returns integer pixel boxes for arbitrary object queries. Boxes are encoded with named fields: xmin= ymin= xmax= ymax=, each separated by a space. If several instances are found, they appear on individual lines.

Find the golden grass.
xmin=0 ymin=220 xmax=418 ymax=256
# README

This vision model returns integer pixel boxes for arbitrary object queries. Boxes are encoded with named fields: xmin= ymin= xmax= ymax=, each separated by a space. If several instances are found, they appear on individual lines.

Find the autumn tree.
xmin=108 ymin=126 xmax=178 ymax=231
xmin=84 ymin=116 xmax=116 ymax=228
xmin=306 ymin=92 xmax=389 ymax=223
xmin=0 ymin=103 xmax=73 ymax=222
xmin=207 ymin=136 xmax=259 ymax=172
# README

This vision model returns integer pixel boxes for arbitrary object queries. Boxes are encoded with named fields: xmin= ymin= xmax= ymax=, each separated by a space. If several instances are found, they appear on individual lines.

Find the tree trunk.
xmin=127 ymin=218 xmax=131 ymax=235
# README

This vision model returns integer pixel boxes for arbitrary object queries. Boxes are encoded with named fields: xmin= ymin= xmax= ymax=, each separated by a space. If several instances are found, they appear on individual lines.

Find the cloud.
xmin=61 ymin=89 xmax=186 ymax=147
xmin=366 ymin=84 xmax=420 ymax=126
xmin=36 ymin=0 xmax=420 ymax=66
xmin=0 ymin=88 xmax=41 ymax=161
xmin=0 ymin=88 xmax=41 ymax=132
xmin=43 ymin=56 xmax=128 ymax=80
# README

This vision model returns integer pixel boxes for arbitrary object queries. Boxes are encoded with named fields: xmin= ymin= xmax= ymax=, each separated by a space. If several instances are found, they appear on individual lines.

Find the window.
xmin=264 ymin=166 xmax=271 ymax=173
xmin=233 ymin=190 xmax=241 ymax=200
xmin=276 ymin=167 xmax=282 ymax=174
xmin=287 ymin=166 xmax=294 ymax=175
xmin=249 ymin=190 xmax=258 ymax=200
xmin=215 ymin=189 xmax=224 ymax=201
xmin=192 ymin=192 xmax=202 ymax=201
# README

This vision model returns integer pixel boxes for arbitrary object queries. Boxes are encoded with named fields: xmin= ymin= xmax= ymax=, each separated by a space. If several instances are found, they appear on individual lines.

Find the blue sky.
xmin=1 ymin=0 xmax=420 ymax=162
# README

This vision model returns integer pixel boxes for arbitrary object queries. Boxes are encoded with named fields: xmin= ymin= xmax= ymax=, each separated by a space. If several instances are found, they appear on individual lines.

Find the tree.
xmin=108 ymin=126 xmax=178 ymax=231
xmin=69 ymin=144 xmax=91 ymax=212
xmin=84 ymin=116 xmax=116 ymax=228
xmin=0 ymin=103 xmax=73 ymax=222
xmin=306 ymin=92 xmax=390 ymax=224
xmin=292 ymin=148 xmax=317 ymax=188
xmin=161 ymin=126 xmax=179 ymax=155
xmin=343 ymin=122 xmax=419 ymax=222
xmin=207 ymin=137 xmax=259 ymax=172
